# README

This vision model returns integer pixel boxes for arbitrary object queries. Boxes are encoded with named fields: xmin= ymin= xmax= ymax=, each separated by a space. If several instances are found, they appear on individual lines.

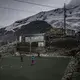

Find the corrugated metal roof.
xmin=21 ymin=33 xmax=45 ymax=37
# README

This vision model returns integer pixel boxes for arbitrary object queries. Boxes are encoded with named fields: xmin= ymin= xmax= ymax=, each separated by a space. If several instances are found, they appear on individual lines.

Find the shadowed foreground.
xmin=0 ymin=56 xmax=70 ymax=80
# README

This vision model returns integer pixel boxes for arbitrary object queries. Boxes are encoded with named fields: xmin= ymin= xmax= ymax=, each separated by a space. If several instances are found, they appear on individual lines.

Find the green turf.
xmin=0 ymin=56 xmax=70 ymax=80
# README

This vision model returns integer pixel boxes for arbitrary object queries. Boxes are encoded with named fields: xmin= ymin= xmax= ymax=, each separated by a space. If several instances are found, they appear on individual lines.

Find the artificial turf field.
xmin=0 ymin=56 xmax=70 ymax=80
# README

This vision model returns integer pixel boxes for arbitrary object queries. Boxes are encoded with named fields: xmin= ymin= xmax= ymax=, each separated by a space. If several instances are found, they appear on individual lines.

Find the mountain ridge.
xmin=0 ymin=0 xmax=80 ymax=41
xmin=68 ymin=0 xmax=80 ymax=8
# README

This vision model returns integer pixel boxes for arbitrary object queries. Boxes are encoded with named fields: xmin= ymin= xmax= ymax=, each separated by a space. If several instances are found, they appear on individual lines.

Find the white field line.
xmin=25 ymin=54 xmax=71 ymax=58
xmin=2 ymin=53 xmax=72 ymax=58
xmin=0 ymin=65 xmax=23 ymax=69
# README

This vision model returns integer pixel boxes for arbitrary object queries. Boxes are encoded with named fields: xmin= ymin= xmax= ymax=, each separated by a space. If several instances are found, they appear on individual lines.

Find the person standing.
xmin=0 ymin=54 xmax=3 ymax=62
xmin=21 ymin=55 xmax=23 ymax=62
xmin=37 ymin=52 xmax=40 ymax=57
xmin=20 ymin=53 xmax=23 ymax=62
xmin=0 ymin=54 xmax=2 ymax=59
xmin=20 ymin=53 xmax=23 ymax=68
xmin=31 ymin=55 xmax=35 ymax=65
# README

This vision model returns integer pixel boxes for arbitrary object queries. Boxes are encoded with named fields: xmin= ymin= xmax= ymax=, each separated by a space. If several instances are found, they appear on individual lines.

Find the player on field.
xmin=0 ymin=54 xmax=2 ymax=59
xmin=31 ymin=55 xmax=35 ymax=65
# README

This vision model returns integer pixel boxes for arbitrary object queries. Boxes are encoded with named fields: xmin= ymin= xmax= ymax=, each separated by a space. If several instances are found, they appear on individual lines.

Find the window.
xmin=38 ymin=42 xmax=45 ymax=47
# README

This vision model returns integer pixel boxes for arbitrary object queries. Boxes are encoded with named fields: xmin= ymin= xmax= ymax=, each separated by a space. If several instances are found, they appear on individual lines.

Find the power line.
xmin=14 ymin=0 xmax=56 ymax=8
xmin=0 ymin=6 xmax=35 ymax=13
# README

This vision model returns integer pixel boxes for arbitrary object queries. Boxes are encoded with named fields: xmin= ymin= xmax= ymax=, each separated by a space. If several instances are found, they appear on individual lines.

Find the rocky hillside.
xmin=0 ymin=42 xmax=16 ymax=57
xmin=62 ymin=50 xmax=80 ymax=80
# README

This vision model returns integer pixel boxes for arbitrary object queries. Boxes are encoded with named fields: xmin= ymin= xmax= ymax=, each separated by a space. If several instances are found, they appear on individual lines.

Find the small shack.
xmin=19 ymin=33 xmax=45 ymax=47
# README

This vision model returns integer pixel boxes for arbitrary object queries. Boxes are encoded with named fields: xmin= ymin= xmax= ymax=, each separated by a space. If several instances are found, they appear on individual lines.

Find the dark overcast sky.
xmin=0 ymin=0 xmax=71 ymax=27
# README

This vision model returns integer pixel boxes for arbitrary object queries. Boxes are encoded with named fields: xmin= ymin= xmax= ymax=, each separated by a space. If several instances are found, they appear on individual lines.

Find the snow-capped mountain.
xmin=0 ymin=0 xmax=80 ymax=42
xmin=5 ymin=0 xmax=80 ymax=32
xmin=68 ymin=0 xmax=80 ymax=8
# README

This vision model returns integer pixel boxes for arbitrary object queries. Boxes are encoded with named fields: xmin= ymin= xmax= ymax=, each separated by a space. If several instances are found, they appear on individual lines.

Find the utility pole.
xmin=30 ymin=37 xmax=32 ymax=53
xmin=63 ymin=3 xmax=67 ymax=36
